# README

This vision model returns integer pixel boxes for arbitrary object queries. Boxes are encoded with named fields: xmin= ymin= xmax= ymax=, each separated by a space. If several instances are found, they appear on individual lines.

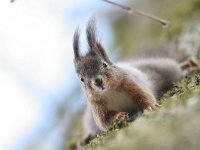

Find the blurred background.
xmin=0 ymin=0 xmax=199 ymax=150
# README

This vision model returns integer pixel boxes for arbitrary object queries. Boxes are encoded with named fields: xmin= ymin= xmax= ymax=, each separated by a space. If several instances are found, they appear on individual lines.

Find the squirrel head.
xmin=73 ymin=18 xmax=116 ymax=96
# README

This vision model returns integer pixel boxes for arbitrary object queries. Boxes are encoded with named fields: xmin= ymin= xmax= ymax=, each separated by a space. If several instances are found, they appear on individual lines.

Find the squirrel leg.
xmin=135 ymin=96 xmax=160 ymax=111
xmin=180 ymin=57 xmax=199 ymax=69
xmin=123 ymin=79 xmax=160 ymax=111
xmin=91 ymin=101 xmax=129 ymax=129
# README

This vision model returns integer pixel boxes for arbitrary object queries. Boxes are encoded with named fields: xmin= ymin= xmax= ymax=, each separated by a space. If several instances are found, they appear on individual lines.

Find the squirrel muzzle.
xmin=92 ymin=76 xmax=107 ymax=93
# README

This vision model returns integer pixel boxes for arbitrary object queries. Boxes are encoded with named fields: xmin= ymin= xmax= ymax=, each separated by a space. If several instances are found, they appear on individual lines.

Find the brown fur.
xmin=90 ymin=98 xmax=120 ymax=130
xmin=122 ymin=77 xmax=157 ymax=110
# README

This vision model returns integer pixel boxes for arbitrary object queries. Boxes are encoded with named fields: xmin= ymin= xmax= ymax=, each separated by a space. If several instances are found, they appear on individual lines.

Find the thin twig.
xmin=101 ymin=0 xmax=169 ymax=28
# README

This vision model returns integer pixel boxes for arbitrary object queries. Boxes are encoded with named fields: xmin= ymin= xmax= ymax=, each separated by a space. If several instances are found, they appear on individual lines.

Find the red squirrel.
xmin=73 ymin=18 xmax=198 ymax=146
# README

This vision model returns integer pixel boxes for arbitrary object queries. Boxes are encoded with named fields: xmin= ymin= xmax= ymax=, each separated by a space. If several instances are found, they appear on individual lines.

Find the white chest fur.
xmin=102 ymin=89 xmax=139 ymax=113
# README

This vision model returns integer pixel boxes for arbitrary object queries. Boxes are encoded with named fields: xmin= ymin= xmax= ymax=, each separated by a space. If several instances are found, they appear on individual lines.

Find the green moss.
xmin=162 ymin=21 xmax=182 ymax=40
xmin=162 ymin=70 xmax=200 ymax=99
xmin=84 ymin=119 xmax=129 ymax=150
xmin=161 ymin=0 xmax=200 ymax=39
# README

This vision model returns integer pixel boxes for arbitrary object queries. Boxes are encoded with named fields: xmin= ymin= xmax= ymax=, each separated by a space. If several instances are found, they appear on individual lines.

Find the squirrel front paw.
xmin=115 ymin=112 xmax=129 ymax=121
xmin=108 ymin=112 xmax=129 ymax=130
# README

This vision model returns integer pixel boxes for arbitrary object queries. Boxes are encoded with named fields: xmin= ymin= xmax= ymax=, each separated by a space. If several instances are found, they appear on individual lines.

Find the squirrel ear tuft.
xmin=86 ymin=16 xmax=98 ymax=50
xmin=73 ymin=27 xmax=81 ymax=60
xmin=86 ymin=17 xmax=112 ymax=64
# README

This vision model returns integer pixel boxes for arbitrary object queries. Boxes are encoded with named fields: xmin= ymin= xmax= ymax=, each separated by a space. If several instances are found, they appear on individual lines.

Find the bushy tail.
xmin=130 ymin=43 xmax=190 ymax=62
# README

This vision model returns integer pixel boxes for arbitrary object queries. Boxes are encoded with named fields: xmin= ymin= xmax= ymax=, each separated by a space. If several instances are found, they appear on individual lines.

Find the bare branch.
xmin=101 ymin=0 xmax=169 ymax=28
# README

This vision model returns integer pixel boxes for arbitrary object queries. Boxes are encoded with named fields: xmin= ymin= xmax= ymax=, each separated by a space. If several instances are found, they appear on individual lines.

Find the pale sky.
xmin=0 ymin=0 xmax=114 ymax=149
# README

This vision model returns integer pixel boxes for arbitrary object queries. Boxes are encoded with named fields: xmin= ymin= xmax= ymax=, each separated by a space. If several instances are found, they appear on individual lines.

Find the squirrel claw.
xmin=155 ymin=103 xmax=161 ymax=107
xmin=147 ymin=103 xmax=161 ymax=111
xmin=147 ymin=106 xmax=153 ymax=111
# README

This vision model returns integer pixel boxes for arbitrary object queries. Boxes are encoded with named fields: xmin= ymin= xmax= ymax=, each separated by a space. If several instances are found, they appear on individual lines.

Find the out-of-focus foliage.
xmin=111 ymin=0 xmax=200 ymax=58
xmin=66 ymin=109 xmax=84 ymax=142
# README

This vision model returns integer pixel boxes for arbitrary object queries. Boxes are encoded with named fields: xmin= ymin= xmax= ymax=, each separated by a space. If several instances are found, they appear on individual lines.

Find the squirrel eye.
xmin=80 ymin=77 xmax=84 ymax=82
xmin=103 ymin=62 xmax=108 ymax=68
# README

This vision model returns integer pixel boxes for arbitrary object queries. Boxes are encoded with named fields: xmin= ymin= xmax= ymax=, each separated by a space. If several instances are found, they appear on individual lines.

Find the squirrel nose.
xmin=94 ymin=78 xmax=103 ymax=87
